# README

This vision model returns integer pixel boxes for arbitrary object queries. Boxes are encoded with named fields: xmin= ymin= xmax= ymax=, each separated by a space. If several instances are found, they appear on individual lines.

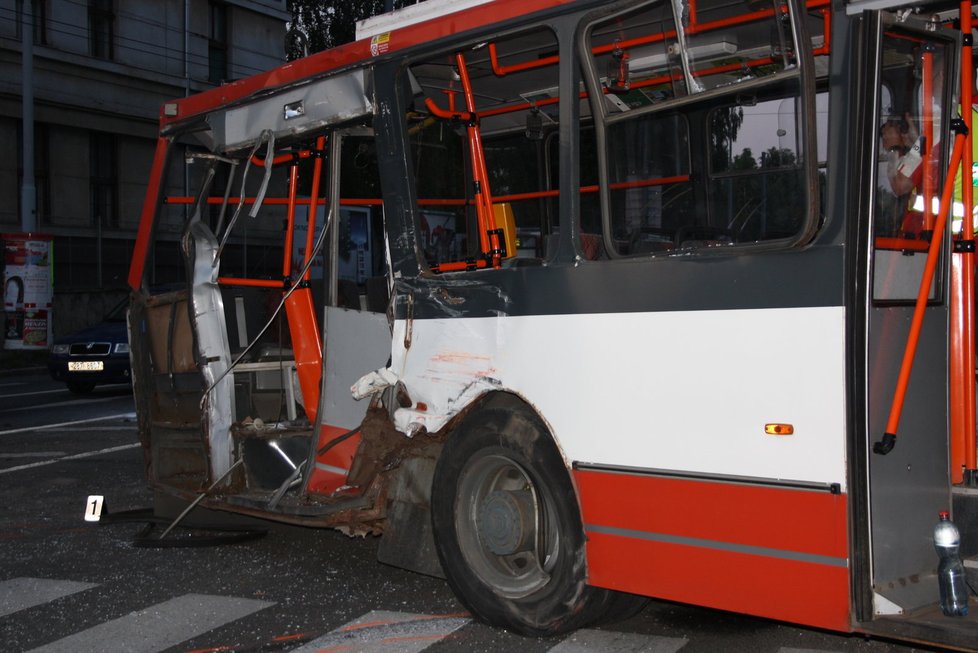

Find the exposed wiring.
xmin=200 ymin=199 xmax=333 ymax=409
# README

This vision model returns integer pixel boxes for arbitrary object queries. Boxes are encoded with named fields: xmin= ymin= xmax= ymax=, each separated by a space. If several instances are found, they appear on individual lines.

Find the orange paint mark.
xmin=340 ymin=620 xmax=394 ymax=632
xmin=339 ymin=612 xmax=470 ymax=632
xmin=272 ymin=632 xmax=313 ymax=642
xmin=431 ymin=351 xmax=491 ymax=365
xmin=379 ymin=635 xmax=444 ymax=644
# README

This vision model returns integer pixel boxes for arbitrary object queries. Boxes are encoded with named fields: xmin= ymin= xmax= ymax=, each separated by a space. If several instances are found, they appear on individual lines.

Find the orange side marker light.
xmin=765 ymin=423 xmax=794 ymax=435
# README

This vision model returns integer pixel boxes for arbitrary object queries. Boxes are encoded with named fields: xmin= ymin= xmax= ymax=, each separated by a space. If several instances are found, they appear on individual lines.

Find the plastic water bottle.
xmin=934 ymin=511 xmax=969 ymax=617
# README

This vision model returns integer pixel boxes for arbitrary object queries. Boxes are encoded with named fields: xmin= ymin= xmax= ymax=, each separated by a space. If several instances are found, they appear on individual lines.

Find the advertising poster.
xmin=3 ymin=233 xmax=53 ymax=350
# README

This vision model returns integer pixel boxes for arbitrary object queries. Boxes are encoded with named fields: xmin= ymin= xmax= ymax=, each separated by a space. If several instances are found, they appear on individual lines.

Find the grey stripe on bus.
xmin=585 ymin=524 xmax=848 ymax=568
xmin=394 ymin=245 xmax=845 ymax=321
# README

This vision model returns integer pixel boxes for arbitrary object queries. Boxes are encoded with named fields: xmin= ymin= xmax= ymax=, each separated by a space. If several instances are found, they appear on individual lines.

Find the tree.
xmin=287 ymin=0 xmax=417 ymax=59
xmin=709 ymin=106 xmax=744 ymax=171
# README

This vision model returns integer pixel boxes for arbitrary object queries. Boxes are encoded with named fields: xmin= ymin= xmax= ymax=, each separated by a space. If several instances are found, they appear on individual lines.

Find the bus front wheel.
xmin=430 ymin=401 xmax=614 ymax=636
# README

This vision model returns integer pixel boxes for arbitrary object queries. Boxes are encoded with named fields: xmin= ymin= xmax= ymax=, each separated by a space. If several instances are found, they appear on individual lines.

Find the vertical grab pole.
xmin=303 ymin=136 xmax=327 ymax=281
xmin=875 ymin=127 xmax=969 ymax=454
xmin=283 ymin=163 xmax=299 ymax=278
xmin=455 ymin=53 xmax=502 ymax=266
xmin=954 ymin=4 xmax=978 ymax=484
xmin=284 ymin=136 xmax=326 ymax=424
xmin=922 ymin=48 xmax=936 ymax=233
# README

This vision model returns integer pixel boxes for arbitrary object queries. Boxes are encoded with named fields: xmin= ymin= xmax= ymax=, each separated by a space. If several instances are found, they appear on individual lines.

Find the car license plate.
xmin=68 ymin=361 xmax=104 ymax=371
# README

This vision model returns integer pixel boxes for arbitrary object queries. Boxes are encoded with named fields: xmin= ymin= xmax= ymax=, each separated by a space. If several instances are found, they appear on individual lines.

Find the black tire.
xmin=600 ymin=589 xmax=649 ymax=623
xmin=430 ymin=396 xmax=614 ymax=636
xmin=67 ymin=381 xmax=96 ymax=394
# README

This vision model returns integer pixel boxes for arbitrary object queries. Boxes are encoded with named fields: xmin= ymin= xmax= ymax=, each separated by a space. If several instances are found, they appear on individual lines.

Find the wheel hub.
xmin=477 ymin=489 xmax=535 ymax=556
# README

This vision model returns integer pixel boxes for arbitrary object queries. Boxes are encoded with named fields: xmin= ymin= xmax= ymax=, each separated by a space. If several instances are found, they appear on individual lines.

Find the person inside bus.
xmin=877 ymin=115 xmax=919 ymax=236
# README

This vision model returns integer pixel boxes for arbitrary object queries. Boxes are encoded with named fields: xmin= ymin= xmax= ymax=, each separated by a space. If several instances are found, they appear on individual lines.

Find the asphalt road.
xmin=0 ymin=371 xmax=937 ymax=653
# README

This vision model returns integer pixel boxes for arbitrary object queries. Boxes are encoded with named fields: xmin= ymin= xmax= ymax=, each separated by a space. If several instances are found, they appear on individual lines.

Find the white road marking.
xmin=24 ymin=593 xmax=274 ymax=653
xmin=0 ymin=578 xmax=98 ymax=618
xmin=0 ymin=451 xmax=67 ymax=458
xmin=550 ymin=629 xmax=688 ymax=653
xmin=0 ymin=388 xmax=67 ymax=399
xmin=0 ymin=395 xmax=131 ymax=414
xmin=288 ymin=610 xmax=471 ymax=653
xmin=0 ymin=413 xmax=136 ymax=436
xmin=0 ymin=443 xmax=140 ymax=475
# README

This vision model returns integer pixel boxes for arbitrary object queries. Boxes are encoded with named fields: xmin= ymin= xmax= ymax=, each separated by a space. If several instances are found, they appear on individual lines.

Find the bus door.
xmin=862 ymin=12 xmax=958 ymax=620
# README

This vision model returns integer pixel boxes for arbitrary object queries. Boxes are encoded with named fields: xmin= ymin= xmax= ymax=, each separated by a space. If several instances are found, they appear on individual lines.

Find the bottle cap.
xmin=940 ymin=511 xmax=950 ymax=520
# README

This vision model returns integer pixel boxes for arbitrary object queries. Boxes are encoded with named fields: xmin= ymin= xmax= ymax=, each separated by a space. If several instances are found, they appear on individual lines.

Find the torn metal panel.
xmin=209 ymin=70 xmax=375 ymax=152
xmin=323 ymin=306 xmax=392 ymax=429
xmin=183 ymin=218 xmax=236 ymax=483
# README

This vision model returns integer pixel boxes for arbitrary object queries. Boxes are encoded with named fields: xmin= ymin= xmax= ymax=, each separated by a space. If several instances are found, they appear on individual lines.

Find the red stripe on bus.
xmin=584 ymin=530 xmax=850 ymax=631
xmin=575 ymin=470 xmax=850 ymax=631
xmin=575 ymin=469 xmax=848 ymax=558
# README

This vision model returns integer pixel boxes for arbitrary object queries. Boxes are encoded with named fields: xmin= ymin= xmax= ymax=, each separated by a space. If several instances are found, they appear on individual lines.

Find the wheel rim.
xmin=454 ymin=452 xmax=559 ymax=599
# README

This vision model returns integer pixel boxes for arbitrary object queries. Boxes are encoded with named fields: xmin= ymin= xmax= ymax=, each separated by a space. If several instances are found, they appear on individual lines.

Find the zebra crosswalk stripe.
xmin=0 ymin=577 xmax=98 ymax=618
xmin=549 ymin=628 xmax=688 ymax=653
xmin=286 ymin=609 xmax=471 ymax=653
xmin=0 ymin=576 xmax=847 ymax=653
xmin=23 ymin=592 xmax=274 ymax=653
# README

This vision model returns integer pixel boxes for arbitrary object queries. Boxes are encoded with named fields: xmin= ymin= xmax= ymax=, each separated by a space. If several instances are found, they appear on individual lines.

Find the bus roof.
xmin=159 ymin=0 xmax=576 ymax=131
xmin=356 ymin=0 xmax=498 ymax=40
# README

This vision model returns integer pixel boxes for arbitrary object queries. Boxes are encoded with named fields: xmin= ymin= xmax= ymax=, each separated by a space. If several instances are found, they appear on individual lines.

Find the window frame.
xmin=89 ymin=0 xmax=115 ymax=60
xmin=16 ymin=0 xmax=47 ymax=46
xmin=579 ymin=0 xmax=821 ymax=260
xmin=90 ymin=131 xmax=119 ymax=229
xmin=208 ymin=1 xmax=230 ymax=84
xmin=399 ymin=23 xmax=564 ymax=274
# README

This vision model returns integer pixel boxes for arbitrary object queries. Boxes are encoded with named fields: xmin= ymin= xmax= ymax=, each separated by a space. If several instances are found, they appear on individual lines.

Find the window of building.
xmin=90 ymin=132 xmax=118 ymax=228
xmin=89 ymin=0 xmax=114 ymax=60
xmin=208 ymin=2 xmax=229 ymax=84
xmin=16 ymin=0 xmax=47 ymax=46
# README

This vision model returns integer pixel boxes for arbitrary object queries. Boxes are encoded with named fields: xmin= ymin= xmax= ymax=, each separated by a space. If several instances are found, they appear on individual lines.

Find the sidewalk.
xmin=0 ymin=349 xmax=48 ymax=376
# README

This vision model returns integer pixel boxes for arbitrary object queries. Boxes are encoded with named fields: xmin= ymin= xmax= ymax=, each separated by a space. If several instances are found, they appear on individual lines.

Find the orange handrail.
xmin=284 ymin=135 xmax=325 ymax=424
xmin=217 ymin=277 xmax=284 ymax=288
xmin=950 ymin=0 xmax=977 ymax=484
xmin=875 ymin=127 xmax=968 ymax=455
xmin=456 ymin=52 xmax=502 ymax=265
xmin=283 ymin=163 xmax=299 ymax=278
xmin=922 ymin=49 xmax=935 ymax=233
xmin=486 ymin=0 xmax=830 ymax=77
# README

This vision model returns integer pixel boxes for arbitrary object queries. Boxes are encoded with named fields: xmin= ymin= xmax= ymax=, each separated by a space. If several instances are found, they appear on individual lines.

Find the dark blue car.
xmin=48 ymin=299 xmax=131 ymax=394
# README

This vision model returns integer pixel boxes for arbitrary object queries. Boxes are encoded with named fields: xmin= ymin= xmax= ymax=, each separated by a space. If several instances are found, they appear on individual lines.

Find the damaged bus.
xmin=127 ymin=0 xmax=978 ymax=646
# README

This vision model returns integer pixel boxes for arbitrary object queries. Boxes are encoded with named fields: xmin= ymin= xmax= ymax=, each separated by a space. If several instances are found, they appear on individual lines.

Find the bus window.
xmin=708 ymin=95 xmax=807 ymax=243
xmin=606 ymin=113 xmax=694 ymax=253
xmin=587 ymin=0 xmax=817 ymax=255
xmin=587 ymin=0 xmax=801 ymax=106
xmin=871 ymin=28 xmax=951 ymax=302
xmin=406 ymin=26 xmax=559 ymax=271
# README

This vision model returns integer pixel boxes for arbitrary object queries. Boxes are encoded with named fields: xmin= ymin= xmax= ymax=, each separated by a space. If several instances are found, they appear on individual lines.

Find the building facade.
xmin=0 ymin=0 xmax=288 ymax=333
